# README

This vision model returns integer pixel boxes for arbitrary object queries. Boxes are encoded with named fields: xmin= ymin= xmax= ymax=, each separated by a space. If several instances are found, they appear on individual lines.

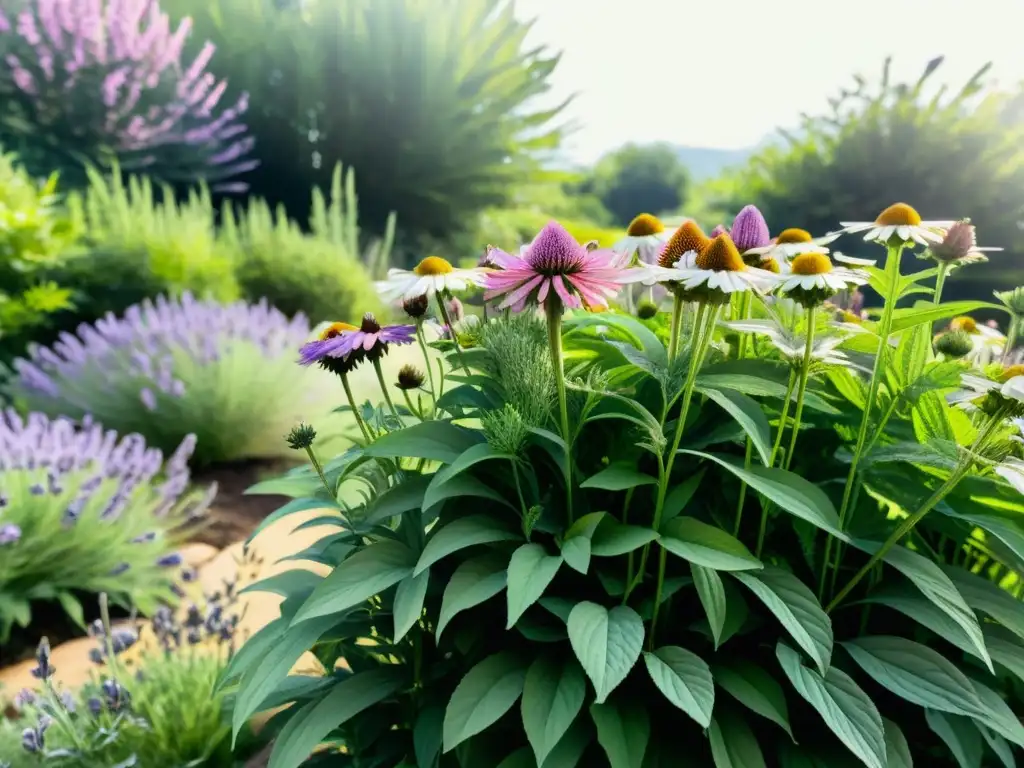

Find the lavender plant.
xmin=0 ymin=410 xmax=208 ymax=641
xmin=4 ymin=293 xmax=335 ymax=466
xmin=0 ymin=0 xmax=255 ymax=190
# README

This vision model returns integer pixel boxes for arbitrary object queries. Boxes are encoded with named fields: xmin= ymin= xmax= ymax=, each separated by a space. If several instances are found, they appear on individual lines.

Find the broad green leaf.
xmin=423 ymin=472 xmax=517 ymax=510
xmin=984 ymin=628 xmax=1024 ymax=687
xmin=414 ymin=706 xmax=444 ymax=768
xmin=443 ymin=652 xmax=528 ymax=752
xmin=776 ymin=643 xmax=886 ymax=768
xmin=246 ymin=475 xmax=326 ymax=498
xmin=662 ymin=468 xmax=706 ymax=524
xmin=698 ymin=359 xmax=791 ymax=398
xmin=714 ymin=660 xmax=793 ymax=739
xmin=361 ymin=474 xmax=432 ymax=526
xmin=292 ymin=540 xmax=416 ymax=624
xmin=561 ymin=536 xmax=591 ymax=575
xmin=937 ymin=503 xmax=1024 ymax=570
xmin=692 ymin=564 xmax=727 ymax=649
xmin=732 ymin=568 xmax=833 ymax=674
xmin=945 ymin=567 xmax=1024 ymax=643
xmin=56 ymin=592 xmax=85 ymax=630
xmin=566 ymin=311 xmax=668 ymax=367
xmin=681 ymin=451 xmax=843 ymax=537
xmin=424 ymin=443 xmax=516 ymax=509
xmin=862 ymin=440 xmax=960 ymax=472
xmin=239 ymin=570 xmax=323 ymax=599
xmin=437 ymin=553 xmax=509 ymax=639
xmin=566 ymin=511 xmax=607 ymax=539
xmin=268 ymin=669 xmax=404 ymax=768
xmin=581 ymin=463 xmax=658 ymax=490
xmin=365 ymin=420 xmax=483 ymax=462
xmin=882 ymin=718 xmax=913 ymax=768
xmin=247 ymin=496 xmax=339 ymax=544
xmin=568 ymin=602 xmax=645 ymax=703
xmin=697 ymin=386 xmax=772 ymax=465
xmin=642 ymin=646 xmax=714 ymax=728
xmin=231 ymin=614 xmax=339 ymax=742
xmin=495 ymin=749 xmax=534 ymax=768
xmin=660 ymin=517 xmax=762 ymax=572
xmin=853 ymin=543 xmax=990 ymax=671
xmin=393 ymin=570 xmax=430 ymax=643
xmin=828 ymin=367 xmax=866 ymax=410
xmin=978 ymin=724 xmax=1016 ymax=768
xmin=842 ymin=636 xmax=986 ymax=718
xmin=590 ymin=700 xmax=650 ymax=768
xmin=591 ymin=518 xmax=660 ymax=556
xmin=970 ymin=678 xmax=1024 ymax=748
xmin=521 ymin=656 xmax=587 ymax=766
xmin=506 ymin=543 xmax=562 ymax=628
xmin=218 ymin=615 xmax=286 ymax=690
xmin=541 ymin=719 xmax=591 ymax=768
xmin=415 ymin=514 xmax=521 ymax=576
xmin=925 ymin=710 xmax=983 ymax=768
xmin=708 ymin=709 xmax=767 ymax=768
xmin=888 ymin=300 xmax=1006 ymax=333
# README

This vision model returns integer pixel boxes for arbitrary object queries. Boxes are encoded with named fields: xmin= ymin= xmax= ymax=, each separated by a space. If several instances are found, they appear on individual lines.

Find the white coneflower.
xmin=376 ymin=256 xmax=488 ymax=302
xmin=774 ymin=252 xmax=873 ymax=307
xmin=652 ymin=233 xmax=780 ymax=300
xmin=839 ymin=202 xmax=954 ymax=246
xmin=743 ymin=227 xmax=839 ymax=261
xmin=613 ymin=213 xmax=675 ymax=265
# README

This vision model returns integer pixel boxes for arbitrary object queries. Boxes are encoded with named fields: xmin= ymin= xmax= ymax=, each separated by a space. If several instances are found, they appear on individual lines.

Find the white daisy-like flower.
xmin=376 ymin=256 xmax=488 ymax=302
xmin=613 ymin=213 xmax=676 ymax=265
xmin=995 ymin=457 xmax=1024 ymax=495
xmin=743 ymin=227 xmax=840 ymax=261
xmin=947 ymin=370 xmax=1024 ymax=408
xmin=948 ymin=316 xmax=1006 ymax=366
xmin=775 ymin=252 xmax=873 ymax=297
xmin=662 ymin=235 xmax=781 ymax=295
xmin=839 ymin=202 xmax=955 ymax=246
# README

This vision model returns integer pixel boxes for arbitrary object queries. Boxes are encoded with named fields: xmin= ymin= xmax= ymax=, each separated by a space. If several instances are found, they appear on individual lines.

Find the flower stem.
xmin=733 ymin=439 xmax=753 ymax=536
xmin=753 ymin=368 xmax=797 ymax=554
xmin=933 ymin=263 xmax=949 ymax=305
xmin=436 ymin=292 xmax=469 ymax=374
xmin=667 ymin=293 xmax=685 ymax=361
xmin=373 ymin=359 xmax=402 ymax=423
xmin=304 ymin=446 xmax=333 ymax=497
xmin=545 ymin=300 xmax=574 ymax=526
xmin=340 ymin=373 xmax=372 ymax=442
xmin=402 ymin=389 xmax=424 ymax=421
xmin=416 ymin=321 xmax=437 ymax=414
xmin=1003 ymin=314 xmax=1021 ymax=365
xmin=782 ymin=306 xmax=817 ymax=471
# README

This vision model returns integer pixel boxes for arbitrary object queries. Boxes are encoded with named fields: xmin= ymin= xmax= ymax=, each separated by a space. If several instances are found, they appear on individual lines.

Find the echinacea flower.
xmin=949 ymin=315 xmax=1005 ymax=366
xmin=376 ymin=256 xmax=487 ymax=302
xmin=632 ymin=220 xmax=710 ymax=286
xmin=484 ymin=221 xmax=638 ymax=311
xmin=298 ymin=314 xmax=415 ymax=375
xmin=839 ymin=202 xmax=955 ymax=246
xmin=743 ymin=227 xmax=840 ymax=261
xmin=729 ymin=205 xmax=771 ymax=254
xmin=933 ymin=330 xmax=974 ymax=359
xmin=774 ymin=252 xmax=873 ymax=307
xmin=923 ymin=219 xmax=1001 ymax=267
xmin=948 ymin=366 xmax=1024 ymax=413
xmin=613 ymin=213 xmax=675 ymax=265
xmin=654 ymin=233 xmax=780 ymax=301
xmin=710 ymin=224 xmax=729 ymax=238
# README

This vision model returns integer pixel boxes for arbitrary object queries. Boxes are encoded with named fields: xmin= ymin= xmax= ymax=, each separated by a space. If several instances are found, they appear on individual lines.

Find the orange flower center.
xmin=949 ymin=316 xmax=978 ymax=334
xmin=874 ymin=203 xmax=922 ymax=227
xmin=1000 ymin=364 xmax=1024 ymax=382
xmin=790 ymin=253 xmax=833 ymax=275
xmin=695 ymin=234 xmax=746 ymax=272
xmin=759 ymin=257 xmax=781 ymax=273
xmin=626 ymin=213 xmax=664 ymax=237
xmin=414 ymin=256 xmax=454 ymax=276
xmin=658 ymin=221 xmax=711 ymax=268
xmin=776 ymin=228 xmax=813 ymax=244
xmin=320 ymin=322 xmax=357 ymax=340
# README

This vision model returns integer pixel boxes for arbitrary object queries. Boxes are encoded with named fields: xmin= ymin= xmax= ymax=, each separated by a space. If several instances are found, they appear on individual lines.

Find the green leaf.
xmin=692 ymin=564 xmax=727 ymax=649
xmin=424 ymin=442 xmax=516 ymax=509
xmin=414 ymin=706 xmax=444 ymax=768
xmin=239 ymin=570 xmax=323 ymax=599
xmin=247 ymin=497 xmax=339 ymax=544
xmin=659 ymin=517 xmax=762 ymax=572
xmin=292 ymin=540 xmax=416 ymax=624
xmin=978 ymin=723 xmax=1016 ymax=768
xmin=590 ymin=700 xmax=650 ymax=768
xmin=945 ymin=567 xmax=1024 ymax=643
xmin=970 ymin=678 xmax=1024 ymax=748
xmin=560 ymin=537 xmax=591 ymax=575
xmin=776 ymin=643 xmax=886 ymax=768
xmin=443 ymin=652 xmax=527 ymax=753
xmin=496 ymin=749 xmax=535 ymax=768
xmin=393 ymin=570 xmax=430 ymax=643
xmin=925 ymin=710 xmax=983 ymax=768
xmin=567 ymin=602 xmax=645 ymax=704
xmin=506 ymin=543 xmax=562 ymax=628
xmin=853 ymin=543 xmax=990 ymax=671
xmin=708 ymin=709 xmax=767 ymax=768
xmin=416 ymin=514 xmax=521 ymax=576
xmin=984 ymin=627 xmax=1024 ymax=687
xmin=642 ymin=646 xmax=714 ymax=728
xmin=56 ymin=591 xmax=85 ymax=630
xmin=681 ymin=451 xmax=843 ymax=537
xmin=268 ymin=669 xmax=404 ymax=768
xmin=590 ymin=518 xmax=660 ymax=556
xmin=714 ymin=660 xmax=793 ymax=739
xmin=362 ymin=474 xmax=432 ymax=526
xmin=365 ymin=420 xmax=483 ymax=462
xmin=437 ymin=553 xmax=509 ymax=639
xmin=521 ymin=656 xmax=587 ymax=766
xmin=697 ymin=386 xmax=773 ymax=465
xmin=882 ymin=718 xmax=913 ymax=768
xmin=581 ymin=463 xmax=658 ymax=490
xmin=888 ymin=300 xmax=1006 ymax=333
xmin=732 ymin=568 xmax=833 ymax=674
xmin=842 ymin=636 xmax=986 ymax=718
xmin=662 ymin=469 xmax=706 ymax=524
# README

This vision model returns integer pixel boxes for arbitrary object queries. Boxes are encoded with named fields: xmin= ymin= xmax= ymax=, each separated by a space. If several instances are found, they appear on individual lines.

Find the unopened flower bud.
xmin=929 ymin=220 xmax=976 ymax=263
xmin=31 ymin=638 xmax=53 ymax=680
xmin=709 ymin=224 xmax=729 ymax=238
xmin=448 ymin=297 xmax=465 ymax=323
xmin=402 ymin=294 xmax=429 ymax=319
xmin=396 ymin=364 xmax=425 ymax=390
xmin=636 ymin=300 xmax=659 ymax=319
xmin=934 ymin=330 xmax=974 ymax=359
xmin=729 ymin=205 xmax=771 ymax=252
xmin=286 ymin=422 xmax=317 ymax=450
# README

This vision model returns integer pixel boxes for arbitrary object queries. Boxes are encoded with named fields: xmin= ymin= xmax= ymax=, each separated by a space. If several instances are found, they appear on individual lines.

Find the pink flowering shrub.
xmin=0 ymin=0 xmax=255 ymax=189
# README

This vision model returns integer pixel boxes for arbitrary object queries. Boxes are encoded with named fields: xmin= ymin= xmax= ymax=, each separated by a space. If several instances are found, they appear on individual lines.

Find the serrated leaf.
xmin=506 ymin=543 xmax=562 ymax=628
xmin=709 ymin=709 xmax=767 ymax=768
xmin=591 ymin=700 xmax=649 ymax=768
xmin=733 ymin=568 xmax=833 ymax=674
xmin=660 ymin=517 xmax=762 ymax=571
xmin=714 ymin=660 xmax=793 ymax=739
xmin=925 ymin=710 xmax=983 ymax=768
xmin=415 ymin=514 xmax=521 ymax=576
xmin=642 ymin=646 xmax=714 ymax=728
xmin=437 ymin=553 xmax=508 ymax=639
xmin=567 ymin=602 xmax=644 ymax=704
xmin=776 ymin=643 xmax=886 ymax=768
xmin=692 ymin=564 xmax=727 ymax=649
xmin=443 ymin=652 xmax=527 ymax=752
xmin=393 ymin=569 xmax=430 ymax=643
xmin=521 ymin=656 xmax=587 ymax=766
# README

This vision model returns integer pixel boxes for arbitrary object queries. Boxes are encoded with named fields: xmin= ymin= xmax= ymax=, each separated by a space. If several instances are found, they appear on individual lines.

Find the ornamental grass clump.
xmin=224 ymin=208 xmax=1024 ymax=767
xmin=5 ymin=293 xmax=332 ymax=466
xmin=0 ymin=411 xmax=207 ymax=641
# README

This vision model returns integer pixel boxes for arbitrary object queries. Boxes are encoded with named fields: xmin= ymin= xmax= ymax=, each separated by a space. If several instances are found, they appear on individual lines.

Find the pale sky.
xmin=515 ymin=0 xmax=1024 ymax=163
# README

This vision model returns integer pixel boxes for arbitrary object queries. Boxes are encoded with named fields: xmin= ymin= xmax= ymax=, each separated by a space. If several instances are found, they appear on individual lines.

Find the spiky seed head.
xmin=286 ymin=423 xmax=317 ymax=450
xmin=658 ymin=220 xmax=710 ymax=268
xmin=874 ymin=202 xmax=922 ymax=227
xmin=626 ymin=213 xmax=664 ymax=236
xmin=396 ymin=364 xmax=426 ymax=390
xmin=933 ymin=330 xmax=973 ymax=358
xmin=636 ymin=300 xmax=659 ymax=319
xmin=695 ymin=234 xmax=746 ymax=272
xmin=402 ymin=294 xmax=429 ymax=318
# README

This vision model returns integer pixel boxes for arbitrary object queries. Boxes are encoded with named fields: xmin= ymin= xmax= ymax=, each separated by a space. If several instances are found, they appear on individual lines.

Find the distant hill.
xmin=673 ymin=145 xmax=754 ymax=181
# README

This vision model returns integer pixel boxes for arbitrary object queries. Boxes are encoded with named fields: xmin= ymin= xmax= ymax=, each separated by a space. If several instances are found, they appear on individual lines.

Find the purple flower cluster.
xmin=0 ymin=0 xmax=255 ymax=187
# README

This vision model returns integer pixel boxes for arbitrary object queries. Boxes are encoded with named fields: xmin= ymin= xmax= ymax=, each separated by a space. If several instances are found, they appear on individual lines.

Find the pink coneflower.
xmin=484 ymin=221 xmax=637 ymax=312
xmin=298 ymin=314 xmax=414 ymax=375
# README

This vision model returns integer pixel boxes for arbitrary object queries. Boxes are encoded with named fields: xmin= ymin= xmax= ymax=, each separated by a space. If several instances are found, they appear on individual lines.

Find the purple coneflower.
xmin=484 ymin=221 xmax=638 ymax=312
xmin=729 ymin=205 xmax=772 ymax=255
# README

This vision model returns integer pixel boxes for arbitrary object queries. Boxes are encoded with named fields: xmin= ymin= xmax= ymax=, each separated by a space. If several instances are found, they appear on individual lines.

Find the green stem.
xmin=933 ymin=263 xmax=949 ymax=305
xmin=782 ymin=306 xmax=817 ymax=472
xmin=341 ymin=373 xmax=373 ymax=442
xmin=402 ymin=389 xmax=424 ymax=421
xmin=546 ymin=300 xmax=574 ymax=527
xmin=667 ymin=293 xmax=685 ymax=361
xmin=753 ymin=369 xmax=797 ymax=553
xmin=733 ymin=439 xmax=753 ymax=536
xmin=511 ymin=460 xmax=528 ymax=519
xmin=732 ymin=292 xmax=755 ymax=535
xmin=436 ymin=292 xmax=469 ymax=374
xmin=622 ymin=487 xmax=636 ymax=599
xmin=735 ymin=292 xmax=752 ymax=360
xmin=416 ymin=322 xmax=437 ymax=413
xmin=373 ymin=358 xmax=402 ymax=422
xmin=1003 ymin=314 xmax=1021 ymax=365
xmin=304 ymin=446 xmax=333 ymax=497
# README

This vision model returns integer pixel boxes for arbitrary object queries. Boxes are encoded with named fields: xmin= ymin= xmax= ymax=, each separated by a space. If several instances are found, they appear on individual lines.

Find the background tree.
xmin=703 ymin=57 xmax=1024 ymax=305
xmin=582 ymin=142 xmax=689 ymax=227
